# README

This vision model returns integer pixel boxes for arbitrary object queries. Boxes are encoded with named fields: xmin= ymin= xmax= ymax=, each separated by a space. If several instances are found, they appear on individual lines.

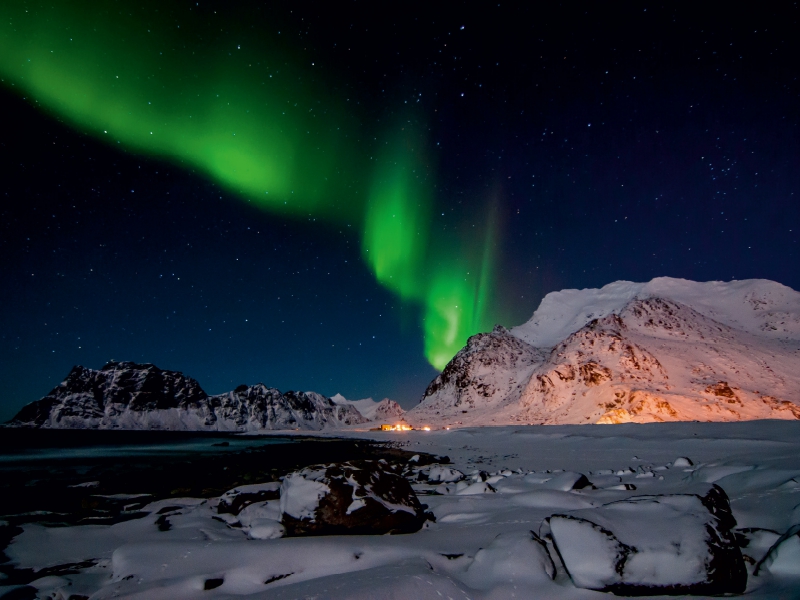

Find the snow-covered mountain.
xmin=8 ymin=361 xmax=368 ymax=431
xmin=330 ymin=394 xmax=406 ymax=422
xmin=408 ymin=278 xmax=800 ymax=427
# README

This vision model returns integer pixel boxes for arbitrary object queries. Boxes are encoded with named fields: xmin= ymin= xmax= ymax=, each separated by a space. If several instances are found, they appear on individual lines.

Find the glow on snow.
xmin=0 ymin=0 xmax=498 ymax=369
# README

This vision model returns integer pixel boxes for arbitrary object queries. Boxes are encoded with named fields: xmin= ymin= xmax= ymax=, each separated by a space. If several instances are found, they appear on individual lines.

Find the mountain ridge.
xmin=407 ymin=278 xmax=800 ymax=427
xmin=8 ymin=361 xmax=370 ymax=431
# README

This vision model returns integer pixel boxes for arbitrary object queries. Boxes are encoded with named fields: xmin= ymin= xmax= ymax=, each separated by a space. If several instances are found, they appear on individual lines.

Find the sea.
xmin=0 ymin=429 xmax=388 ymax=528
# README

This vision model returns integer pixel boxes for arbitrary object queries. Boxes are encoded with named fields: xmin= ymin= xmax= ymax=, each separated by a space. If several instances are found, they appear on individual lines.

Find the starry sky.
xmin=1 ymin=2 xmax=798 ymax=421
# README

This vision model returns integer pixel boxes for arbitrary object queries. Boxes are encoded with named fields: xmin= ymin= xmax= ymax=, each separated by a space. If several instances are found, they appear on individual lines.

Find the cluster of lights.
xmin=379 ymin=423 xmax=432 ymax=431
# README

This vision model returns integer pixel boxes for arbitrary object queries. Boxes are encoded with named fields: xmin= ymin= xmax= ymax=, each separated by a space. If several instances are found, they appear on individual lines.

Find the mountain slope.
xmin=407 ymin=278 xmax=800 ymax=427
xmin=8 ymin=361 xmax=368 ymax=431
xmin=330 ymin=394 xmax=406 ymax=422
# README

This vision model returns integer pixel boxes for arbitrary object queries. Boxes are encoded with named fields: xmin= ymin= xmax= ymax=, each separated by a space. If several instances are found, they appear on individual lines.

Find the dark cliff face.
xmin=102 ymin=361 xmax=209 ymax=410
xmin=7 ymin=362 xmax=367 ymax=430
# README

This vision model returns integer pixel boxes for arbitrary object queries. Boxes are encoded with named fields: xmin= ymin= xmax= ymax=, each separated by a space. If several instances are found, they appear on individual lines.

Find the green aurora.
xmin=0 ymin=0 xmax=499 ymax=370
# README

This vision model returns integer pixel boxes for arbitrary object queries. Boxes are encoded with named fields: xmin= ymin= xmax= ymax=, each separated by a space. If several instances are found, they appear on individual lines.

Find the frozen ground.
xmin=3 ymin=420 xmax=800 ymax=599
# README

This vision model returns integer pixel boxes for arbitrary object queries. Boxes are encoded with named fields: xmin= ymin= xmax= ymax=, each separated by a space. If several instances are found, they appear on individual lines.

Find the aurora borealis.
xmin=1 ymin=2 xmax=798 ymax=418
xmin=0 ymin=0 xmax=498 ymax=371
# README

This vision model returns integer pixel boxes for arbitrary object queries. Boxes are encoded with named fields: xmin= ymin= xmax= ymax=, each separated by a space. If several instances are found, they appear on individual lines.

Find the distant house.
xmin=380 ymin=423 xmax=412 ymax=431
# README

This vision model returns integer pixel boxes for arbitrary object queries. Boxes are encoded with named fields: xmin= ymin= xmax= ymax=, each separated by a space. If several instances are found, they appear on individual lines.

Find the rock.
xmin=279 ymin=460 xmax=426 ymax=536
xmin=471 ymin=470 xmax=490 ymax=482
xmin=426 ymin=466 xmax=465 ymax=483
xmin=541 ymin=472 xmax=593 ymax=491
xmin=218 ymin=482 xmax=281 ymax=515
xmin=456 ymin=481 xmax=496 ymax=495
xmin=755 ymin=523 xmax=800 ymax=576
xmin=673 ymin=457 xmax=694 ymax=468
xmin=523 ymin=471 xmax=593 ymax=491
xmin=542 ymin=484 xmax=746 ymax=595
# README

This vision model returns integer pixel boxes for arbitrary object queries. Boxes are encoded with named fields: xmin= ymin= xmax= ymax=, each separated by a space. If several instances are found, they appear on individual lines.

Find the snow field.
xmin=4 ymin=421 xmax=800 ymax=598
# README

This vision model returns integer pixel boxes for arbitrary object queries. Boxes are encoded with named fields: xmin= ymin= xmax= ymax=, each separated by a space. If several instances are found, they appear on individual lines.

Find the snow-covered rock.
xmin=425 ymin=466 xmax=465 ymax=483
xmin=7 ymin=361 xmax=369 ymax=431
xmin=218 ymin=482 xmax=281 ymax=516
xmin=455 ymin=481 xmax=496 ymax=495
xmin=279 ymin=460 xmax=427 ymax=536
xmin=537 ymin=471 xmax=593 ymax=491
xmin=409 ymin=278 xmax=800 ymax=426
xmin=542 ymin=484 xmax=746 ymax=595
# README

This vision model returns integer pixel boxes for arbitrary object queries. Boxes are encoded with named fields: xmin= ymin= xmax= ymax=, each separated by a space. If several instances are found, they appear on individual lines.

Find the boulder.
xmin=541 ymin=484 xmax=746 ymax=595
xmin=426 ymin=466 xmax=465 ymax=483
xmin=280 ymin=460 xmax=426 ymax=536
xmin=218 ymin=482 xmax=281 ymax=515
xmin=523 ymin=471 xmax=593 ymax=490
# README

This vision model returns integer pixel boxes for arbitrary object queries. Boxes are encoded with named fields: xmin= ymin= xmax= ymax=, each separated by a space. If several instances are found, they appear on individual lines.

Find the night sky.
xmin=2 ymin=2 xmax=798 ymax=421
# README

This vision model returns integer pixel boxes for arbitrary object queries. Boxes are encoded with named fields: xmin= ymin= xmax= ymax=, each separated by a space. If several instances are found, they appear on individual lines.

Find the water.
xmin=0 ymin=429 xmax=396 ymax=526
xmin=0 ymin=428 xmax=294 ymax=463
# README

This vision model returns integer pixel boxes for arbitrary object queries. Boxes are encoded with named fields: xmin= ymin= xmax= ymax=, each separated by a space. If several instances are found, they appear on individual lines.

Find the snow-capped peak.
xmin=511 ymin=277 xmax=800 ymax=348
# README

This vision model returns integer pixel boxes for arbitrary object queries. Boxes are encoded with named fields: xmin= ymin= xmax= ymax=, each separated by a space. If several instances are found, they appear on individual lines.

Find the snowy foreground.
xmin=4 ymin=421 xmax=800 ymax=599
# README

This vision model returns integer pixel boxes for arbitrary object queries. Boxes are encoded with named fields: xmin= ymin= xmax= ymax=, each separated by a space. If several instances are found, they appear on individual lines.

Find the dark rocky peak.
xmin=224 ymin=383 xmax=283 ymax=402
xmin=96 ymin=361 xmax=208 ymax=410
xmin=284 ymin=390 xmax=326 ymax=413
xmin=8 ymin=362 xmax=209 ymax=426
xmin=9 ymin=362 xmax=366 ymax=430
